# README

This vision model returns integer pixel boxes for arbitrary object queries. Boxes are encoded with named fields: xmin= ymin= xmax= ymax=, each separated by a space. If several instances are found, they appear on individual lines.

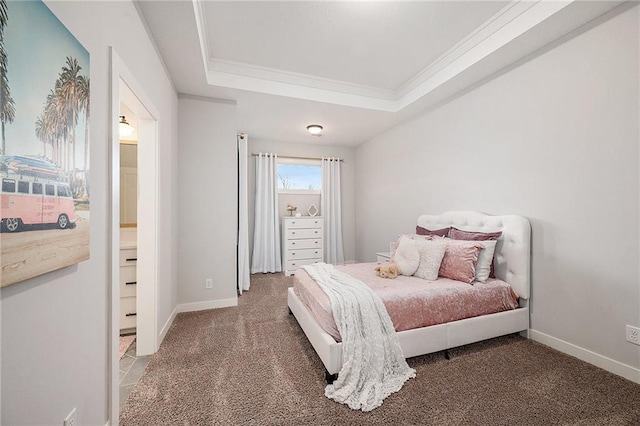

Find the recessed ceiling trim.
xmin=192 ymin=0 xmax=211 ymax=74
xmin=208 ymin=58 xmax=394 ymax=100
xmin=206 ymin=69 xmax=398 ymax=111
xmin=396 ymin=0 xmax=533 ymax=97
xmin=395 ymin=0 xmax=574 ymax=110
xmin=194 ymin=0 xmax=574 ymax=112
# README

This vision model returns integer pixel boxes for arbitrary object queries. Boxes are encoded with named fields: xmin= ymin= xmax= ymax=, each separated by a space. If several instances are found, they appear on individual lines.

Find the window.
xmin=45 ymin=184 xmax=55 ymax=196
xmin=32 ymin=183 xmax=43 ymax=195
xmin=57 ymin=185 xmax=70 ymax=197
xmin=277 ymin=159 xmax=321 ymax=194
xmin=17 ymin=181 xmax=29 ymax=194
xmin=2 ymin=179 xmax=15 ymax=193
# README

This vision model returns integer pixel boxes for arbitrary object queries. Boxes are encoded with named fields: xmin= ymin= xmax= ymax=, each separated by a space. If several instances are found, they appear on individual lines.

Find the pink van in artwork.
xmin=0 ymin=156 xmax=77 ymax=232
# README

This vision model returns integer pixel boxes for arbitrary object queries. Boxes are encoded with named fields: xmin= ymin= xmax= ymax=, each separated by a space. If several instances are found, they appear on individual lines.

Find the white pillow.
xmin=475 ymin=240 xmax=497 ymax=282
xmin=392 ymin=237 xmax=420 ymax=276
xmin=413 ymin=240 xmax=447 ymax=281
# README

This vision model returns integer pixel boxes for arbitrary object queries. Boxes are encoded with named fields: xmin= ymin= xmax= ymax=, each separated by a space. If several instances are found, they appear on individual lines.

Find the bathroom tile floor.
xmin=119 ymin=340 xmax=151 ymax=409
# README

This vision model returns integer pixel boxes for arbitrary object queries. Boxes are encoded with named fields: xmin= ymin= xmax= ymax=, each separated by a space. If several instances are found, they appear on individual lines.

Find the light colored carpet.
xmin=119 ymin=335 xmax=136 ymax=360
xmin=120 ymin=273 xmax=640 ymax=425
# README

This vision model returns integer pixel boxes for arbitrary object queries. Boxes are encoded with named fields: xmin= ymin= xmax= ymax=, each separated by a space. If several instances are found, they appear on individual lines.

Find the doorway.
xmin=109 ymin=49 xmax=160 ymax=423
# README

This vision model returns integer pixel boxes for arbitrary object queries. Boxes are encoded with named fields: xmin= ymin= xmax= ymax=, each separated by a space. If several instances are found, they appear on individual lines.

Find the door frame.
xmin=109 ymin=47 xmax=160 ymax=424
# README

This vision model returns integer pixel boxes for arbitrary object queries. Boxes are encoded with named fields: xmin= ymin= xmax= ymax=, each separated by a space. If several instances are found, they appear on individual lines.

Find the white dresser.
xmin=119 ymin=246 xmax=137 ymax=332
xmin=282 ymin=216 xmax=323 ymax=276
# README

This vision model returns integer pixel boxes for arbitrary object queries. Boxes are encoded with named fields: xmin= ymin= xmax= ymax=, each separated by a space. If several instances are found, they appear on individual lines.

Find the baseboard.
xmin=530 ymin=329 xmax=640 ymax=384
xmin=158 ymin=306 xmax=177 ymax=346
xmin=344 ymin=259 xmax=357 ymax=265
xmin=176 ymin=298 xmax=238 ymax=314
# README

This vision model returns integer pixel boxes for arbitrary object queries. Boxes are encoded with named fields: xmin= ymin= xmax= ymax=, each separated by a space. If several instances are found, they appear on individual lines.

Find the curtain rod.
xmin=250 ymin=153 xmax=343 ymax=162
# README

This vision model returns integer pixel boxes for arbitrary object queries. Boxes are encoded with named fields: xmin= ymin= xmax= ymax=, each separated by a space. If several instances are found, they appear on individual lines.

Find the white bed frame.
xmin=287 ymin=211 xmax=531 ymax=375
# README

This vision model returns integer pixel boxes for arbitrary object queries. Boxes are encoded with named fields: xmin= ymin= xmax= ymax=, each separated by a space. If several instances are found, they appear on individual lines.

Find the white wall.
xmin=355 ymin=7 xmax=640 ymax=373
xmin=248 ymin=138 xmax=356 ymax=264
xmin=0 ymin=1 xmax=179 ymax=424
xmin=178 ymin=96 xmax=238 ymax=307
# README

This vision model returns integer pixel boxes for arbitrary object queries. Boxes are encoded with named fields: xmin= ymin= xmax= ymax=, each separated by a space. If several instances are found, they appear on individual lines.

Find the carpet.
xmin=120 ymin=273 xmax=640 ymax=425
xmin=119 ymin=335 xmax=136 ymax=360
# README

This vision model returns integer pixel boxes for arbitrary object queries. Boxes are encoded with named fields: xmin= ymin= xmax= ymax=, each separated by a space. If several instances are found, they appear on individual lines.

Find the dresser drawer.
xmin=120 ymin=265 xmax=137 ymax=298
xmin=285 ymin=228 xmax=322 ymax=240
xmin=120 ymin=296 xmax=137 ymax=329
xmin=286 ymin=218 xmax=322 ymax=229
xmin=287 ymin=248 xmax=322 ymax=260
xmin=285 ymin=258 xmax=322 ymax=272
xmin=285 ymin=238 xmax=321 ymax=250
xmin=119 ymin=249 xmax=137 ymax=266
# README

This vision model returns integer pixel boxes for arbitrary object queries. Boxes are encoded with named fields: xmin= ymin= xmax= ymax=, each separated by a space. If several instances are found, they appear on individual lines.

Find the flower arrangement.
xmin=286 ymin=204 xmax=297 ymax=216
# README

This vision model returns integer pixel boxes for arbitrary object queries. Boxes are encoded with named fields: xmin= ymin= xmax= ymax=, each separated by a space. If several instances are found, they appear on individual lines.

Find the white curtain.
xmin=251 ymin=153 xmax=282 ymax=273
xmin=322 ymin=157 xmax=344 ymax=264
xmin=237 ymin=135 xmax=250 ymax=294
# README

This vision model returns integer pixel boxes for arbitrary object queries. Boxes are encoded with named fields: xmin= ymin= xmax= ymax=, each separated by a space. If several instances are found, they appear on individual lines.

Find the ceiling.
xmin=137 ymin=1 xmax=625 ymax=147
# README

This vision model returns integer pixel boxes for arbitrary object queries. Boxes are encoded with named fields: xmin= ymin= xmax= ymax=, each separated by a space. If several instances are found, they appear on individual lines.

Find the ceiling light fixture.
xmin=119 ymin=115 xmax=135 ymax=138
xmin=306 ymin=124 xmax=323 ymax=136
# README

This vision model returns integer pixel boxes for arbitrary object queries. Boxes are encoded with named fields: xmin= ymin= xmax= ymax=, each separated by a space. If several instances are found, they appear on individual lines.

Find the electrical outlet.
xmin=205 ymin=278 xmax=213 ymax=289
xmin=63 ymin=408 xmax=76 ymax=426
xmin=626 ymin=325 xmax=640 ymax=345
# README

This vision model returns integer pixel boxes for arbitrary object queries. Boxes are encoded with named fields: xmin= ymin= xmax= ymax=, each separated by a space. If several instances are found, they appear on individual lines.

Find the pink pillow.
xmin=416 ymin=226 xmax=451 ymax=237
xmin=449 ymin=228 xmax=502 ymax=278
xmin=449 ymin=227 xmax=502 ymax=241
xmin=438 ymin=240 xmax=483 ymax=284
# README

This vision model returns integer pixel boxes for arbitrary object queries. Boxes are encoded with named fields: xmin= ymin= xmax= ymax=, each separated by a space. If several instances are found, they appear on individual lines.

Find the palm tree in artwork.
xmin=35 ymin=111 xmax=56 ymax=160
xmin=35 ymin=115 xmax=48 ymax=158
xmin=58 ymin=56 xmax=83 ymax=172
xmin=77 ymin=75 xmax=90 ymax=199
xmin=43 ymin=88 xmax=62 ymax=166
xmin=0 ymin=0 xmax=15 ymax=155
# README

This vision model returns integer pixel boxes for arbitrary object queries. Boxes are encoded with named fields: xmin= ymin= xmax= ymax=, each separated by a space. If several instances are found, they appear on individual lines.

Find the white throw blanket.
xmin=302 ymin=263 xmax=415 ymax=411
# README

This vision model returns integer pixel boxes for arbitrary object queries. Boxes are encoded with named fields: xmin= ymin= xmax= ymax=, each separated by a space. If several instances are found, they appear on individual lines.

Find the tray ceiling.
xmin=138 ymin=1 xmax=626 ymax=145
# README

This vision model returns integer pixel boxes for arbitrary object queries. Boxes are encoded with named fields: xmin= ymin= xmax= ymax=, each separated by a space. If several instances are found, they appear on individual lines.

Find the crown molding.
xmin=192 ymin=0 xmax=574 ymax=112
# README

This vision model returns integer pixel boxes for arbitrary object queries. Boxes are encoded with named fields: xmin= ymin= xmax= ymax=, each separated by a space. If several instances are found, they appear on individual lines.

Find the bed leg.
xmin=325 ymin=370 xmax=338 ymax=384
xmin=444 ymin=349 xmax=450 ymax=360
xmin=288 ymin=308 xmax=293 ymax=315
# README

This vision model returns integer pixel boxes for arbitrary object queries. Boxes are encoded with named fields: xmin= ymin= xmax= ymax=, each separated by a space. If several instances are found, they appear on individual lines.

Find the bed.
xmin=287 ymin=211 xmax=531 ymax=377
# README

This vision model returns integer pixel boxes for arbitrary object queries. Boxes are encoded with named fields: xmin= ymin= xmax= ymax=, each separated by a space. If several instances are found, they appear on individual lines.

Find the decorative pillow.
xmin=390 ymin=233 xmax=433 ymax=257
xmin=449 ymin=227 xmax=502 ymax=241
xmin=438 ymin=240 xmax=483 ymax=284
xmin=474 ymin=240 xmax=497 ymax=282
xmin=413 ymin=240 xmax=447 ymax=281
xmin=416 ymin=225 xmax=451 ymax=237
xmin=449 ymin=228 xmax=502 ymax=277
xmin=392 ymin=237 xmax=420 ymax=276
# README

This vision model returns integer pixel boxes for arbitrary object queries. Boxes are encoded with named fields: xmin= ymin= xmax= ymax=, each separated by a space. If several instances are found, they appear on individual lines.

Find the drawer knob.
xmin=292 ymin=252 xmax=295 ymax=256
xmin=125 ymin=313 xmax=137 ymax=317
xmin=125 ymin=281 xmax=137 ymax=285
xmin=126 ymin=258 xmax=137 ymax=262
xmin=292 ymin=242 xmax=295 ymax=245
xmin=292 ymin=232 xmax=296 ymax=235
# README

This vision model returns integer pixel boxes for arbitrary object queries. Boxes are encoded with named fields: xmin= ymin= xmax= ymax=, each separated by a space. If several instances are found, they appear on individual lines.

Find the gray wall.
xmin=0 ymin=1 xmax=179 ymax=424
xmin=248 ymin=138 xmax=356 ymax=264
xmin=178 ymin=96 xmax=238 ymax=305
xmin=355 ymin=7 xmax=639 ymax=370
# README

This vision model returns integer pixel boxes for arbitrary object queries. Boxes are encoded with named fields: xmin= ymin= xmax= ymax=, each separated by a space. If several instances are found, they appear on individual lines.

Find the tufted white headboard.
xmin=417 ymin=211 xmax=531 ymax=300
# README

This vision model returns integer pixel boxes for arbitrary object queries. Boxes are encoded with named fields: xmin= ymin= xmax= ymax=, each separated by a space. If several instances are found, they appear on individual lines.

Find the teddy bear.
xmin=374 ymin=261 xmax=400 ymax=279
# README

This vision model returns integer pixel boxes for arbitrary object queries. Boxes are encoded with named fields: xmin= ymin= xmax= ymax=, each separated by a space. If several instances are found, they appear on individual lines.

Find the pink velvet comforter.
xmin=293 ymin=262 xmax=519 ymax=342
